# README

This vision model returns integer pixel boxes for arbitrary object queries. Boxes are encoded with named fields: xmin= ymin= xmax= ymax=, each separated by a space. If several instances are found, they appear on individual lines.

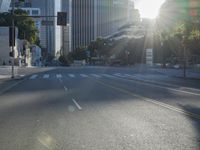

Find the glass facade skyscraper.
xmin=63 ymin=0 xmax=130 ymax=53
xmin=0 ymin=0 xmax=11 ymax=12
xmin=31 ymin=0 xmax=62 ymax=58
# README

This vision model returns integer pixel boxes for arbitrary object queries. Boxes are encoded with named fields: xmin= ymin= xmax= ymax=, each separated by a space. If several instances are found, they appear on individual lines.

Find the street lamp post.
xmin=11 ymin=0 xmax=15 ymax=78
xmin=160 ymin=41 xmax=166 ymax=68
xmin=182 ymin=35 xmax=187 ymax=78
xmin=125 ymin=50 xmax=130 ymax=65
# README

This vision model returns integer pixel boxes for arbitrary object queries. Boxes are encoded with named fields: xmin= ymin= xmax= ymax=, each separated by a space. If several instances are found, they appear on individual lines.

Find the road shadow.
xmin=179 ymin=105 xmax=200 ymax=147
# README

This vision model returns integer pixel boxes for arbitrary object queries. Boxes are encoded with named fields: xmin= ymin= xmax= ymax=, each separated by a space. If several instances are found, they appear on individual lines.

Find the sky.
xmin=134 ymin=0 xmax=166 ymax=19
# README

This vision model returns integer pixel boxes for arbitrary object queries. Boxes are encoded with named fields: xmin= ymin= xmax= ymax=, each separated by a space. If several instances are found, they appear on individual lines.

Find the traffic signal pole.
xmin=9 ymin=9 xmax=67 ymax=73
xmin=11 ymin=0 xmax=15 ymax=79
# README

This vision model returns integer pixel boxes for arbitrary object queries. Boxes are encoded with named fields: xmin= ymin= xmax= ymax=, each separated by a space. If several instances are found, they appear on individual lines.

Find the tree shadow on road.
xmin=179 ymin=104 xmax=200 ymax=148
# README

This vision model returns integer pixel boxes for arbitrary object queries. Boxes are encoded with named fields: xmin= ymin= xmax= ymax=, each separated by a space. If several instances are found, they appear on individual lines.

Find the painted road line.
xmin=64 ymin=86 xmax=68 ymax=91
xmin=43 ymin=74 xmax=50 ymax=79
xmin=56 ymin=74 xmax=62 ymax=79
xmin=80 ymin=74 xmax=89 ymax=78
xmin=0 ymin=78 xmax=27 ymax=95
xmin=91 ymin=74 xmax=101 ymax=78
xmin=114 ymin=73 xmax=125 ymax=77
xmin=124 ymin=74 xmax=136 ymax=77
xmin=94 ymin=79 xmax=200 ymax=120
xmin=111 ymin=74 xmax=200 ymax=96
xmin=30 ymin=74 xmax=38 ymax=80
xmin=59 ymin=78 xmax=63 ymax=83
xmin=72 ymin=99 xmax=82 ymax=110
xmin=20 ymin=74 xmax=25 ymax=77
xmin=102 ymin=74 xmax=115 ymax=78
xmin=68 ymin=74 xmax=75 ymax=78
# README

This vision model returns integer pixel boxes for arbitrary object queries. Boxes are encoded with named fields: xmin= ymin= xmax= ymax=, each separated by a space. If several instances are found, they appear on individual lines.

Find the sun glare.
xmin=135 ymin=0 xmax=166 ymax=19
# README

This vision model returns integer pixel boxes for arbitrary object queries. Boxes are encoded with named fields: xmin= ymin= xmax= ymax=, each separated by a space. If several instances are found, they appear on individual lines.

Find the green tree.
xmin=156 ymin=0 xmax=200 ymax=65
xmin=0 ymin=9 xmax=38 ymax=44
xmin=71 ymin=46 xmax=87 ymax=60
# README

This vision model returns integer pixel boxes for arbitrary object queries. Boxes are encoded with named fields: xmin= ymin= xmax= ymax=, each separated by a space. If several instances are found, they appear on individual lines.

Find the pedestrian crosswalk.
xmin=80 ymin=74 xmax=89 ymax=78
xmin=43 ymin=74 xmax=50 ymax=79
xmin=68 ymin=74 xmax=75 ymax=78
xmin=29 ymin=73 xmax=135 ymax=80
xmin=56 ymin=74 xmax=62 ymax=78
xmin=91 ymin=74 xmax=101 ymax=78
xmin=30 ymin=74 xmax=38 ymax=80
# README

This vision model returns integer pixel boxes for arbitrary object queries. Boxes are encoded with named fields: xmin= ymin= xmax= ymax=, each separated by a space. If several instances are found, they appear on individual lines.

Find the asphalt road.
xmin=0 ymin=66 xmax=200 ymax=150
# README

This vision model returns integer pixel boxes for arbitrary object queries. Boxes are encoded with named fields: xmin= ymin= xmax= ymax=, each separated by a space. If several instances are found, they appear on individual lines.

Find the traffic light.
xmin=9 ymin=27 xmax=15 ymax=47
xmin=57 ymin=12 xmax=67 ymax=26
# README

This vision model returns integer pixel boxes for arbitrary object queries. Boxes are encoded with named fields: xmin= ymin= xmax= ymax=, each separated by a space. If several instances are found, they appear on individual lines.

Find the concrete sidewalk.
xmin=0 ymin=66 xmax=19 ymax=80
xmin=151 ymin=68 xmax=200 ymax=80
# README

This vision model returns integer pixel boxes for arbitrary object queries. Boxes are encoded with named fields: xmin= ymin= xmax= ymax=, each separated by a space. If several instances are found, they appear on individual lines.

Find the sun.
xmin=135 ymin=0 xmax=166 ymax=19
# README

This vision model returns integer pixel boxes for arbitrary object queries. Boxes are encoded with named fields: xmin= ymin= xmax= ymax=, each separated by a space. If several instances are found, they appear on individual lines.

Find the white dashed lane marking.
xmin=30 ymin=75 xmax=38 ymax=79
xmin=72 ymin=99 xmax=82 ymax=110
xmin=64 ymin=86 xmax=68 ymax=91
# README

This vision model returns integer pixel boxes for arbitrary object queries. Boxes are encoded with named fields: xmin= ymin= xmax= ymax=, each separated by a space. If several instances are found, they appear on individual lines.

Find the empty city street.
xmin=0 ymin=66 xmax=200 ymax=150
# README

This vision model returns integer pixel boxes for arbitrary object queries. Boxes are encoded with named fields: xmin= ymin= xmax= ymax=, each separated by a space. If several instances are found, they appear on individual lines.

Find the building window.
xmin=26 ymin=10 xmax=30 ymax=15
xmin=32 ymin=10 xmax=39 ymax=15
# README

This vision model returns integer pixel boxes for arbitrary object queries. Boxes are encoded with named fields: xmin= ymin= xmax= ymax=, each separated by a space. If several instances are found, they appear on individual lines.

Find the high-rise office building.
xmin=31 ymin=0 xmax=62 ymax=58
xmin=62 ymin=0 xmax=131 ymax=54
xmin=0 ymin=0 xmax=11 ymax=12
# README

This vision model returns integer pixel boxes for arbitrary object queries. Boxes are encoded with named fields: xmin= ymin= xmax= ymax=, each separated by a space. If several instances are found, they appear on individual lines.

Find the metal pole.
xmin=45 ymin=0 xmax=49 ymax=60
xmin=183 ymin=46 xmax=187 ymax=78
xmin=11 ymin=0 xmax=15 ymax=78
xmin=62 ymin=26 xmax=64 ymax=56
xmin=182 ymin=36 xmax=187 ymax=78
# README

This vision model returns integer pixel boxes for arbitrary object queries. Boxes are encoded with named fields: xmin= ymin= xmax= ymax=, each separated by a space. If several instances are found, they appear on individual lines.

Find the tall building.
xmin=0 ymin=0 xmax=11 ymax=12
xmin=31 ymin=0 xmax=62 ymax=58
xmin=62 ymin=0 xmax=130 ymax=54
xmin=127 ymin=0 xmax=135 ymax=23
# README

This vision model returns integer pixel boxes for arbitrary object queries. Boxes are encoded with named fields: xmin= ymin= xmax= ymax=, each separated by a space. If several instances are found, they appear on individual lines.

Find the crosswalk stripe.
xmin=28 ymin=73 xmax=136 ymax=80
xmin=56 ymin=74 xmax=62 ymax=78
xmin=80 ymin=74 xmax=89 ymax=78
xmin=30 ymin=74 xmax=38 ymax=79
xmin=102 ymin=74 xmax=115 ymax=78
xmin=91 ymin=74 xmax=101 ymax=78
xmin=124 ymin=74 xmax=135 ymax=77
xmin=114 ymin=73 xmax=124 ymax=77
xmin=68 ymin=74 xmax=75 ymax=78
xmin=43 ymin=74 xmax=49 ymax=79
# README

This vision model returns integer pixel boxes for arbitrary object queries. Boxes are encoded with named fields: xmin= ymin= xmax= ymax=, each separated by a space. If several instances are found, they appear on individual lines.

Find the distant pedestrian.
xmin=3 ymin=61 xmax=6 ymax=66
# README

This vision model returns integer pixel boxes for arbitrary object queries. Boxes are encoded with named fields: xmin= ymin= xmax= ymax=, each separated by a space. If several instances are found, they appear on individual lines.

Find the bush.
xmin=58 ymin=56 xmax=70 ymax=66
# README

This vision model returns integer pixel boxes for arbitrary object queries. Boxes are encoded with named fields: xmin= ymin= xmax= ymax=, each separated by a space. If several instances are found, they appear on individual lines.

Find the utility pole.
xmin=182 ymin=35 xmax=187 ymax=78
xmin=183 ymin=45 xmax=187 ymax=78
xmin=11 ymin=0 xmax=15 ymax=78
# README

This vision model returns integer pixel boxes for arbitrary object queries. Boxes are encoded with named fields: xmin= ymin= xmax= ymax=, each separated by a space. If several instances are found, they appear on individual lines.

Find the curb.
xmin=173 ymin=76 xmax=200 ymax=81
xmin=0 ymin=76 xmax=26 ymax=95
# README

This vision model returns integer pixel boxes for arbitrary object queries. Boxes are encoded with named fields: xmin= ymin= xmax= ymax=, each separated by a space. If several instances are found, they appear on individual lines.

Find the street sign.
xmin=57 ymin=12 xmax=67 ymax=26
xmin=41 ymin=20 xmax=54 ymax=26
